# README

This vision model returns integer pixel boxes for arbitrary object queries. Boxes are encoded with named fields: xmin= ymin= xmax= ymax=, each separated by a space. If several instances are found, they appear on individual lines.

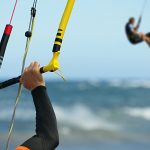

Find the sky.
xmin=0 ymin=0 xmax=150 ymax=80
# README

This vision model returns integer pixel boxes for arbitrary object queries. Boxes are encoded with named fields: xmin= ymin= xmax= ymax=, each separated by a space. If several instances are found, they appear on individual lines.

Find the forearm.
xmin=17 ymin=86 xmax=59 ymax=150
xmin=32 ymin=86 xmax=59 ymax=147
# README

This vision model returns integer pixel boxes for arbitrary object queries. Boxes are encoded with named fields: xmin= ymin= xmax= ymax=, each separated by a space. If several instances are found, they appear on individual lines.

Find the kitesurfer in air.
xmin=16 ymin=62 xmax=59 ymax=150
xmin=125 ymin=17 xmax=150 ymax=46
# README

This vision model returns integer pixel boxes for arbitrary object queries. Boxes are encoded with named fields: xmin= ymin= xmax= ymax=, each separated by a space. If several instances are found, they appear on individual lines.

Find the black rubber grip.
xmin=0 ymin=67 xmax=45 ymax=89
xmin=0 ymin=34 xmax=11 ymax=67
xmin=0 ymin=75 xmax=21 ymax=89
xmin=0 ymin=24 xmax=13 ymax=68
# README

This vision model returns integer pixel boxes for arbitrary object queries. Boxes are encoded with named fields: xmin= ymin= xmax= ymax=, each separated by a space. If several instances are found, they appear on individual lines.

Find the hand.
xmin=20 ymin=62 xmax=45 ymax=91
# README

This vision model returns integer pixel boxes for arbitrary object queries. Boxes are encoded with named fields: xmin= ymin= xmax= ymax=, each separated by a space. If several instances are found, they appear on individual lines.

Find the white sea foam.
xmin=0 ymin=107 xmax=35 ymax=121
xmin=124 ymin=107 xmax=150 ymax=121
xmin=55 ymin=104 xmax=121 ymax=131
xmin=75 ymin=79 xmax=150 ymax=89
xmin=0 ymin=104 xmax=120 ymax=131
xmin=109 ymin=79 xmax=150 ymax=88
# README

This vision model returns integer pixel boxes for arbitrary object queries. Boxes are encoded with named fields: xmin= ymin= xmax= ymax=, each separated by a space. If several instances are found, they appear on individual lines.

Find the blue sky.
xmin=0 ymin=0 xmax=150 ymax=80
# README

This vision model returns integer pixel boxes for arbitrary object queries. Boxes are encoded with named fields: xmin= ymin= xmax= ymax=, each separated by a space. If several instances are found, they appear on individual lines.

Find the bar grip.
xmin=0 ymin=67 xmax=44 ymax=89
xmin=0 ymin=24 xmax=13 ymax=68
xmin=0 ymin=75 xmax=20 ymax=89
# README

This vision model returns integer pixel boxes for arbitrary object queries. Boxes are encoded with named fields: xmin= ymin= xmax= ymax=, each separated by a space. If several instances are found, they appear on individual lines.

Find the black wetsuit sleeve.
xmin=19 ymin=86 xmax=59 ymax=150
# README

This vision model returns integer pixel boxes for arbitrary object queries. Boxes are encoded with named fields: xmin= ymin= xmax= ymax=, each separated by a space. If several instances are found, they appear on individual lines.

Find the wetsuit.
xmin=16 ymin=86 xmax=59 ymax=150
xmin=125 ymin=22 xmax=143 ymax=44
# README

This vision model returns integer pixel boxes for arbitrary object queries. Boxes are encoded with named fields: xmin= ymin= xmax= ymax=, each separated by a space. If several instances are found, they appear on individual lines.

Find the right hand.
xmin=20 ymin=62 xmax=45 ymax=91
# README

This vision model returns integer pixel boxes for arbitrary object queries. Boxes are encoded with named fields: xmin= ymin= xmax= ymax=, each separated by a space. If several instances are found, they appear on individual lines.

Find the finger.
xmin=19 ymin=77 xmax=23 ymax=84
xmin=28 ymin=62 xmax=34 ymax=70
xmin=24 ymin=67 xmax=28 ymax=72
xmin=33 ymin=61 xmax=40 ymax=71
xmin=33 ymin=61 xmax=39 ymax=67
xmin=21 ymin=68 xmax=28 ymax=80
xmin=23 ymin=68 xmax=28 ymax=75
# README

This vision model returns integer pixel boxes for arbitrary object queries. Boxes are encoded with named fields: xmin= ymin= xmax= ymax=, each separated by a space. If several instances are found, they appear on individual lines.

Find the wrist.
xmin=31 ymin=82 xmax=45 ymax=91
xmin=31 ymin=84 xmax=45 ymax=92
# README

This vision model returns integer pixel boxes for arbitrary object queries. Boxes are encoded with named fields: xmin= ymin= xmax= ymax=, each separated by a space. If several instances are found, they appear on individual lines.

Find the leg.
xmin=146 ymin=32 xmax=150 ymax=38
xmin=138 ymin=32 xmax=150 ymax=47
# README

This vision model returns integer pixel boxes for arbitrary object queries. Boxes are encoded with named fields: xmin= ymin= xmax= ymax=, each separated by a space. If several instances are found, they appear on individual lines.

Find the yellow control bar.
xmin=41 ymin=0 xmax=75 ymax=73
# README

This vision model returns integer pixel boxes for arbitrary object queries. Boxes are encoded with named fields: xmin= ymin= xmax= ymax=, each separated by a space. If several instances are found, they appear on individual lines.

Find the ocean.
xmin=0 ymin=80 xmax=150 ymax=150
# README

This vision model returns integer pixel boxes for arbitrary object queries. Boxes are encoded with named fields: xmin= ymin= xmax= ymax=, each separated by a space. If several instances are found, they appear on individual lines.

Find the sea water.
xmin=0 ymin=80 xmax=150 ymax=150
